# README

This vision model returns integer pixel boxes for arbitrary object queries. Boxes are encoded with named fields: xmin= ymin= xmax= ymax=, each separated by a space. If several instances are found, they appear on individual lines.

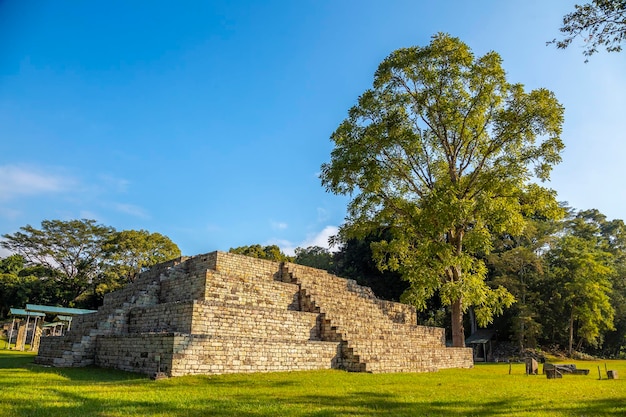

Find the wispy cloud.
xmin=0 ymin=165 xmax=75 ymax=200
xmin=271 ymin=220 xmax=288 ymax=230
xmin=317 ymin=208 xmax=329 ymax=222
xmin=110 ymin=203 xmax=149 ymax=219
xmin=79 ymin=210 xmax=101 ymax=221
xmin=0 ymin=207 xmax=22 ymax=220
xmin=98 ymin=174 xmax=130 ymax=193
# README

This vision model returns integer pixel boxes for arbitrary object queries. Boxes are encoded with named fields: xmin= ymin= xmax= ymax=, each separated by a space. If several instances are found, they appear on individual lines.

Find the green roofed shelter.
xmin=9 ymin=308 xmax=46 ymax=318
xmin=24 ymin=304 xmax=96 ymax=332
xmin=6 ymin=304 xmax=96 ymax=351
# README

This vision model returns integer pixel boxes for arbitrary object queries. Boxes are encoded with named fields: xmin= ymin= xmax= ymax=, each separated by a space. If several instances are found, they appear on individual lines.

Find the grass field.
xmin=0 ymin=350 xmax=624 ymax=416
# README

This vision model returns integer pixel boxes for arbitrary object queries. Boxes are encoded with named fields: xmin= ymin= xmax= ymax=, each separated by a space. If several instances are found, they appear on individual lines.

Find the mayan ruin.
xmin=35 ymin=251 xmax=473 ymax=377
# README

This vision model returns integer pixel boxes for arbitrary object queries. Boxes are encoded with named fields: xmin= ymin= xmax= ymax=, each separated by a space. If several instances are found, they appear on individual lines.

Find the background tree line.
xmin=2 ymin=210 xmax=624 ymax=358
xmin=0 ymin=219 xmax=180 ymax=315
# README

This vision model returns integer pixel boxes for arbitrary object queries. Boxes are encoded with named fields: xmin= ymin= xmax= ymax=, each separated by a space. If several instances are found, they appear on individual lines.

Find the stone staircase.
xmin=281 ymin=262 xmax=472 ymax=372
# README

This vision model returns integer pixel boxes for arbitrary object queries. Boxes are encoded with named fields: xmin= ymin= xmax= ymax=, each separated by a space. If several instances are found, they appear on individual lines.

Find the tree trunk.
xmin=451 ymin=298 xmax=465 ymax=347
xmin=568 ymin=310 xmax=574 ymax=357
xmin=468 ymin=308 xmax=477 ymax=335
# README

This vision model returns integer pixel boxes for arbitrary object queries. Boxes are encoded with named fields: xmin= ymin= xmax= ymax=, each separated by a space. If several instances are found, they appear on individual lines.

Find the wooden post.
xmin=20 ymin=315 xmax=30 ymax=351
xmin=29 ymin=316 xmax=39 ymax=351
xmin=598 ymin=366 xmax=602 ymax=380
xmin=6 ymin=317 xmax=16 ymax=349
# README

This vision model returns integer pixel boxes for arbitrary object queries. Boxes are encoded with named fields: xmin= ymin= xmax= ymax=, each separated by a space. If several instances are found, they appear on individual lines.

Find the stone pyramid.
xmin=36 ymin=251 xmax=473 ymax=376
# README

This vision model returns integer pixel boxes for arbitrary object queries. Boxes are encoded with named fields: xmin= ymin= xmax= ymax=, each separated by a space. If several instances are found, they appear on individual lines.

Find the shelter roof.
xmin=25 ymin=304 xmax=96 ymax=315
xmin=465 ymin=329 xmax=495 ymax=345
xmin=9 ymin=308 xmax=46 ymax=318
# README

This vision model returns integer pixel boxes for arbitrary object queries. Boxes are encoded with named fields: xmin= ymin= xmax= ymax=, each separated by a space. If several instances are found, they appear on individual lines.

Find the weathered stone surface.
xmin=36 ymin=251 xmax=473 ymax=375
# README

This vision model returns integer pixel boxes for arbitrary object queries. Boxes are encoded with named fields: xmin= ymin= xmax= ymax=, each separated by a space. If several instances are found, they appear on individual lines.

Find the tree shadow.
xmin=3 ymin=354 xmax=625 ymax=416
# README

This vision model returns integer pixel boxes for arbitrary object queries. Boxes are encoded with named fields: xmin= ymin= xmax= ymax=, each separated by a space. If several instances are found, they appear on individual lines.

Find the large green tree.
xmin=103 ymin=229 xmax=181 ymax=284
xmin=1 ymin=219 xmax=181 ymax=308
xmin=321 ymin=33 xmax=565 ymax=346
xmin=546 ymin=234 xmax=614 ymax=355
xmin=1 ymin=219 xmax=115 ymax=304
xmin=567 ymin=209 xmax=626 ymax=356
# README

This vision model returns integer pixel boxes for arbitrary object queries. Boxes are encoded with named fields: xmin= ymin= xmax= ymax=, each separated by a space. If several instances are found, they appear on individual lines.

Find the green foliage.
xmin=293 ymin=246 xmax=335 ymax=272
xmin=229 ymin=244 xmax=293 ymax=262
xmin=551 ymin=0 xmax=626 ymax=60
xmin=487 ymin=208 xmax=565 ymax=350
xmin=0 ymin=254 xmax=25 ymax=274
xmin=547 ymin=235 xmax=615 ymax=354
xmin=332 ymin=231 xmax=409 ymax=302
xmin=103 ymin=230 xmax=181 ymax=283
xmin=540 ymin=209 xmax=625 ymax=355
xmin=321 ymin=33 xmax=564 ymax=346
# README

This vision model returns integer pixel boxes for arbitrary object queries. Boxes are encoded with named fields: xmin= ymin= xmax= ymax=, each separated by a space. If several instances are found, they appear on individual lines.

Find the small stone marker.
xmin=525 ymin=358 xmax=538 ymax=375
xmin=607 ymin=370 xmax=618 ymax=379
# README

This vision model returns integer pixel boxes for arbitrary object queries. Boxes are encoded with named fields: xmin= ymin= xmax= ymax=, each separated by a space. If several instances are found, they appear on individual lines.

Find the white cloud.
xmin=300 ymin=225 xmax=339 ymax=250
xmin=0 ymin=245 xmax=13 ymax=258
xmin=0 ymin=165 xmax=75 ymax=200
xmin=270 ymin=225 xmax=340 ymax=256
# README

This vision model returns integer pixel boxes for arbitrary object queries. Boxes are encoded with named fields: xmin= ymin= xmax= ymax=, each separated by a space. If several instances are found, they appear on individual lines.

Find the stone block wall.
xmin=190 ymin=301 xmax=321 ymax=341
xmin=168 ymin=336 xmax=340 ymax=376
xmin=37 ymin=250 xmax=473 ymax=376
xmin=129 ymin=302 xmax=195 ymax=334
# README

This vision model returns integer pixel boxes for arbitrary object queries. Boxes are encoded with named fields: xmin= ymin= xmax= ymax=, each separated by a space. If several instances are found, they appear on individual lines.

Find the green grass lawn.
xmin=0 ymin=350 xmax=624 ymax=416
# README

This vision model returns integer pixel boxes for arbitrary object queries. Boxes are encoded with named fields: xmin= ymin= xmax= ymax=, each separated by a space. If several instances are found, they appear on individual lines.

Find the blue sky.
xmin=1 ymin=1 xmax=625 ymax=257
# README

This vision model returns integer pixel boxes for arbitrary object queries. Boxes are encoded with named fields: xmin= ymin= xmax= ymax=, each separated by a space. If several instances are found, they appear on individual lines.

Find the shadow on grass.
xmin=0 ymin=352 xmax=35 ymax=368
xmin=11 ymin=388 xmax=624 ymax=417
xmin=3 ymin=354 xmax=625 ymax=416
xmin=28 ymin=364 xmax=148 ymax=383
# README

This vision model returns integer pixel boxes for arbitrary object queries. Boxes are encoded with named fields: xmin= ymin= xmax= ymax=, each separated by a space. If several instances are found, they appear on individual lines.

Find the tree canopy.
xmin=551 ymin=0 xmax=626 ymax=59
xmin=321 ymin=33 xmax=565 ymax=347
xmin=103 ymin=229 xmax=181 ymax=283
xmin=1 ymin=219 xmax=115 ymax=304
